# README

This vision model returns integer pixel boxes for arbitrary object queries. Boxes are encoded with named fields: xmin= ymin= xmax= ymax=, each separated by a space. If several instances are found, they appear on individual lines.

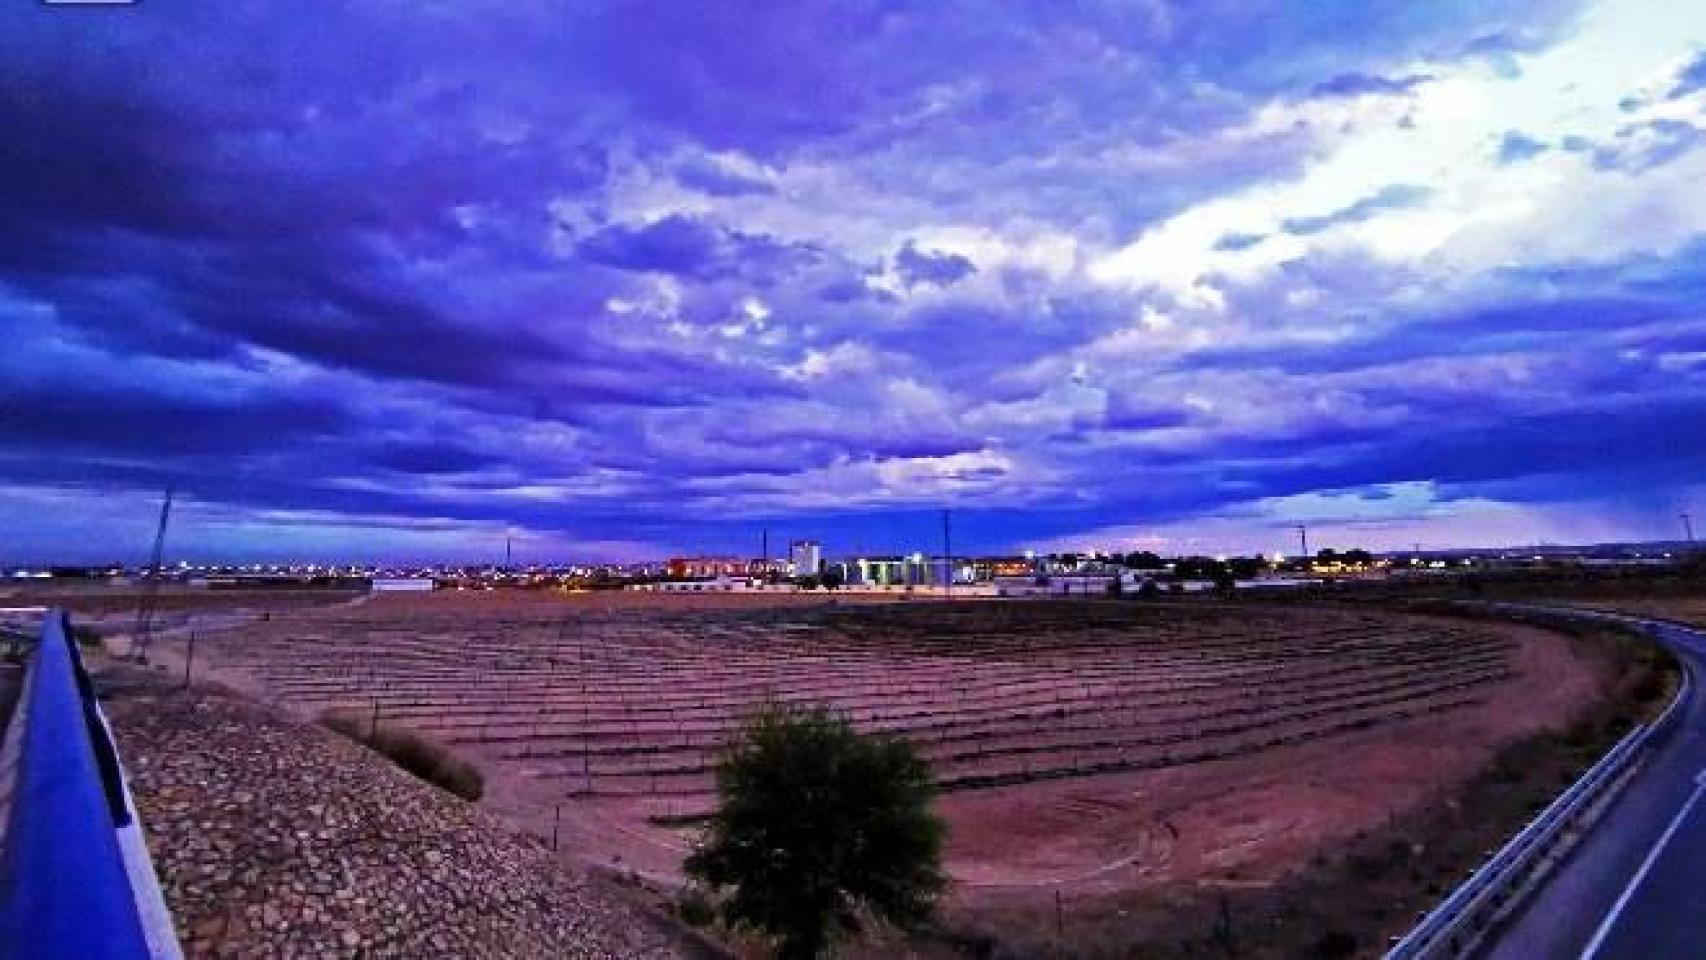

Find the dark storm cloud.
xmin=1226 ymin=395 xmax=1706 ymax=500
xmin=578 ymin=214 xmax=821 ymax=283
xmin=1101 ymin=395 xmax=1196 ymax=432
xmin=11 ymin=0 xmax=1702 ymax=563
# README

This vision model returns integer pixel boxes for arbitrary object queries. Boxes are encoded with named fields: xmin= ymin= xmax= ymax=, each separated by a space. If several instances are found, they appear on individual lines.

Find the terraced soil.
xmin=151 ymin=593 xmax=1603 ymax=911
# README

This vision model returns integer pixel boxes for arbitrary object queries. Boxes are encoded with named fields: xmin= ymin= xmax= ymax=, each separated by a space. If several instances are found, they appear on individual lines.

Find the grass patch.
xmin=320 ymin=708 xmax=484 ymax=801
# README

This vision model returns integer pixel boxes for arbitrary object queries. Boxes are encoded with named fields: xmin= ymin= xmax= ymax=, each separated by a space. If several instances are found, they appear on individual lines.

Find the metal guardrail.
xmin=0 ymin=611 xmax=181 ymax=959
xmin=1384 ymin=604 xmax=1694 ymax=959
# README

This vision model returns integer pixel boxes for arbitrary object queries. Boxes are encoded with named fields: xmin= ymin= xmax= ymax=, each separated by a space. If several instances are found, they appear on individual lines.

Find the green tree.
xmin=686 ymin=702 xmax=946 ymax=958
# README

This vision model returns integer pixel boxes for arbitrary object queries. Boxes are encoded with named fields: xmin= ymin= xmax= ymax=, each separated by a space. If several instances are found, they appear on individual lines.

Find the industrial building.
xmin=789 ymin=540 xmax=822 ymax=576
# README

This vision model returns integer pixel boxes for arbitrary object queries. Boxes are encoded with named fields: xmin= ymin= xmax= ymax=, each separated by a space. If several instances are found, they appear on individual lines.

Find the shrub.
xmin=320 ymin=709 xmax=483 ymax=801
xmin=675 ymin=889 xmax=716 ymax=927
xmin=687 ymin=701 xmax=946 ymax=959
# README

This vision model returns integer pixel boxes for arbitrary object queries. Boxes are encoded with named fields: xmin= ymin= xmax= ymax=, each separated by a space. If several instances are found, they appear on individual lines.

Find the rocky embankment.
xmin=108 ymin=686 xmax=695 ymax=959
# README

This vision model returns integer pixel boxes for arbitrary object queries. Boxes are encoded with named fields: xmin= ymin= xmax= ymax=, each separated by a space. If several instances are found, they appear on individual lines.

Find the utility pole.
xmin=505 ymin=535 xmax=513 ymax=569
xmin=942 ymin=509 xmax=952 ymax=601
xmin=133 ymin=489 xmax=174 ymax=663
xmin=1683 ymin=512 xmax=1696 ymax=544
xmin=1295 ymin=524 xmax=1309 ymax=563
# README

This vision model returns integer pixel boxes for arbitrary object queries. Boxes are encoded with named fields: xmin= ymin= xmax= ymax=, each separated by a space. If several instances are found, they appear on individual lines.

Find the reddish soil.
xmin=130 ymin=590 xmax=1608 ymax=944
xmin=938 ymin=620 xmax=1597 ymax=918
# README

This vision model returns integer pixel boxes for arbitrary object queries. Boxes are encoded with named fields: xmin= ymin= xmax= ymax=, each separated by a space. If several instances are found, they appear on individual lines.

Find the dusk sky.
xmin=3 ymin=1 xmax=1706 ymax=564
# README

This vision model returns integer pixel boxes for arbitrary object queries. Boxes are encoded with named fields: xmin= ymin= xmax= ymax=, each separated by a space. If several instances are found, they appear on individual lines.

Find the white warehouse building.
xmin=789 ymin=539 xmax=822 ymax=576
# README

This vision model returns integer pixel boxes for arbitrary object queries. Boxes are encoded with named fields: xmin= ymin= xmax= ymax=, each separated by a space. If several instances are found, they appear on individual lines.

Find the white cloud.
xmin=1088 ymin=0 xmax=1706 ymax=303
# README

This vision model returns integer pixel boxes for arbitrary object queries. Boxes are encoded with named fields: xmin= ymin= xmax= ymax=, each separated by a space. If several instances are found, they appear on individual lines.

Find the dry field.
xmin=139 ymin=589 xmax=1604 ymax=940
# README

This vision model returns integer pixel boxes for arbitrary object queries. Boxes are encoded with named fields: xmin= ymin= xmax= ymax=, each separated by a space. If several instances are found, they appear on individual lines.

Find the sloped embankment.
xmin=109 ymin=688 xmax=698 ymax=959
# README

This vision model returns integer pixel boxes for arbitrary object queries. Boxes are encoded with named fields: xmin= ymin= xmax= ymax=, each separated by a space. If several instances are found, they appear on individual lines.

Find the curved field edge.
xmin=920 ymin=604 xmax=1679 ymax=960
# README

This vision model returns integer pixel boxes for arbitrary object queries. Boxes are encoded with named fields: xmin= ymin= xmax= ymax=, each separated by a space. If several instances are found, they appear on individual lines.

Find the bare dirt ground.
xmin=116 ymin=589 xmax=1611 ymax=955
xmin=938 ymin=617 xmax=1596 ymax=909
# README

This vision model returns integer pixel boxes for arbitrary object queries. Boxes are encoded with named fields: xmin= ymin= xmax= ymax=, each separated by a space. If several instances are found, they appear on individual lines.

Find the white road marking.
xmin=1580 ymin=769 xmax=1706 ymax=959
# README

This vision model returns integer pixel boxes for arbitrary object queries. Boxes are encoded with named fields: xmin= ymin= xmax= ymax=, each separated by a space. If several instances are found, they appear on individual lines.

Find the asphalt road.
xmin=1483 ymin=616 xmax=1706 ymax=960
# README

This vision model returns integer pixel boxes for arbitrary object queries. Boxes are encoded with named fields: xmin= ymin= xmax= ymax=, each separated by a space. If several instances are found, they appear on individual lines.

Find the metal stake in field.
xmin=183 ymin=631 xmax=196 ymax=691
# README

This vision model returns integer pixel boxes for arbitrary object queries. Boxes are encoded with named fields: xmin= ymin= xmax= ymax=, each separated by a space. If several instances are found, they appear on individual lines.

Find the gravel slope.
xmin=108 ymin=686 xmax=697 ymax=959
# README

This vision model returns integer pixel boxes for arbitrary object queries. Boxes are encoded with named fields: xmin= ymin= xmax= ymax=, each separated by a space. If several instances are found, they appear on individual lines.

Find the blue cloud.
xmin=893 ymin=242 xmax=976 ymax=288
xmin=1214 ymin=232 xmax=1268 ymax=252
xmin=672 ymin=155 xmax=777 ymax=197
xmin=1496 ymin=130 xmax=1549 ymax=164
xmin=1592 ymin=119 xmax=1706 ymax=173
xmin=1670 ymin=50 xmax=1706 ymax=99
xmin=1281 ymin=184 xmax=1433 ymax=235
xmin=579 ymin=214 xmax=821 ymax=284
xmin=1311 ymin=72 xmax=1432 ymax=98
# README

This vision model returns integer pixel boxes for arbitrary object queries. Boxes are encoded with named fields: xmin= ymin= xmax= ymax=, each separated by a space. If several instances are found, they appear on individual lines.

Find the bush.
xmin=687 ymin=701 xmax=946 ymax=959
xmin=675 ymin=889 xmax=716 ymax=927
xmin=321 ymin=709 xmax=484 ymax=801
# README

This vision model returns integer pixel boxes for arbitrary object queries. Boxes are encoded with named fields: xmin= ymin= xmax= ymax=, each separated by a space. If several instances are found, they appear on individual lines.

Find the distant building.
xmin=747 ymin=558 xmax=789 ymax=577
xmin=789 ymin=540 xmax=822 ymax=577
xmin=666 ymin=557 xmax=747 ymax=579
xmin=974 ymin=556 xmax=1037 ymax=579
xmin=843 ymin=556 xmax=899 ymax=585
xmin=371 ymin=578 xmax=436 ymax=593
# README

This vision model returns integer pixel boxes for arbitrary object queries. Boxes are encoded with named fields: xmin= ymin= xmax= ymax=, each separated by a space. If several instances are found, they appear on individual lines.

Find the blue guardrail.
xmin=0 ymin=612 xmax=162 ymax=959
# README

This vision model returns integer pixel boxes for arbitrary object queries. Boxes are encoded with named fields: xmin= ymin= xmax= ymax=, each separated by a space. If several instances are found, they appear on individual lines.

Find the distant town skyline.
xmin=2 ymin=1 xmax=1704 ymax=564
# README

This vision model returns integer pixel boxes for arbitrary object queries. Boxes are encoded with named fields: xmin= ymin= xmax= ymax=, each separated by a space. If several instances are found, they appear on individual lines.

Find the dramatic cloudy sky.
xmin=3 ymin=0 xmax=1706 ymax=564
